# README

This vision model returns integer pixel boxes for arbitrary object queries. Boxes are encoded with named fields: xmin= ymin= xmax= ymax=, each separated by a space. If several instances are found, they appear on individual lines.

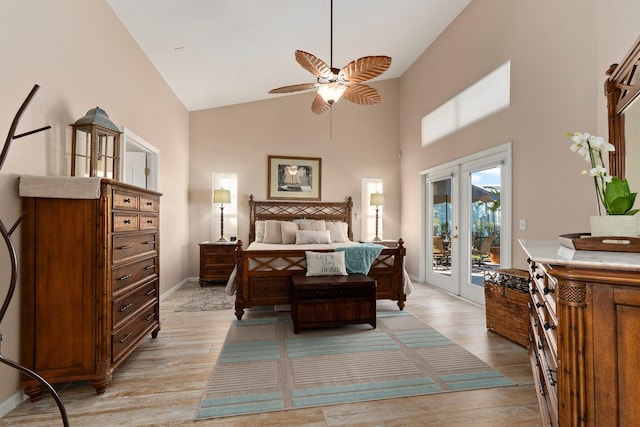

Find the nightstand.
xmin=199 ymin=241 xmax=238 ymax=285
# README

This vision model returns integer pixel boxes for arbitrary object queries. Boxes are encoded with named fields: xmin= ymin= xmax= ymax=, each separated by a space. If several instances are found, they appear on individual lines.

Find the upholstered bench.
xmin=290 ymin=274 xmax=376 ymax=333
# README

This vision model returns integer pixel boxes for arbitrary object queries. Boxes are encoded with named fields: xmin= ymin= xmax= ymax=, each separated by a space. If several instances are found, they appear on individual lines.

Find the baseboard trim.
xmin=0 ymin=390 xmax=26 ymax=419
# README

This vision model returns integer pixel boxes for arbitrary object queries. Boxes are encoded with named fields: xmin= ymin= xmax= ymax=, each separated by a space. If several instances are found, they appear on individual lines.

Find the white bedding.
xmin=224 ymin=241 xmax=413 ymax=295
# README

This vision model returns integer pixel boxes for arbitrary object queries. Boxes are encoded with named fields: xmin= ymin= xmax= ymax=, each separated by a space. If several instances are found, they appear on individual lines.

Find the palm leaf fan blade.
xmin=295 ymin=50 xmax=332 ymax=78
xmin=341 ymin=56 xmax=392 ymax=84
xmin=269 ymin=83 xmax=318 ymax=94
xmin=311 ymin=94 xmax=331 ymax=114
xmin=342 ymin=84 xmax=383 ymax=105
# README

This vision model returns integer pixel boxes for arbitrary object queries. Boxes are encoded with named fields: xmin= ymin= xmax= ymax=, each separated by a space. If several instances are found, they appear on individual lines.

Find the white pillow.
xmin=326 ymin=221 xmax=349 ymax=243
xmin=298 ymin=219 xmax=326 ymax=231
xmin=296 ymin=230 xmax=332 ymax=245
xmin=255 ymin=221 xmax=265 ymax=242
xmin=263 ymin=220 xmax=283 ymax=244
xmin=305 ymin=251 xmax=348 ymax=276
xmin=280 ymin=221 xmax=299 ymax=244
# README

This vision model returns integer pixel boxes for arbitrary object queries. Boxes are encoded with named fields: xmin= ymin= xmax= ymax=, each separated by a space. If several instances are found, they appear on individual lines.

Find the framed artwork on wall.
xmin=268 ymin=155 xmax=321 ymax=200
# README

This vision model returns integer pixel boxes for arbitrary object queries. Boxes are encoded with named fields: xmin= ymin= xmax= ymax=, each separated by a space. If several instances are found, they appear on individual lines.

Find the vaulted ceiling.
xmin=107 ymin=0 xmax=471 ymax=111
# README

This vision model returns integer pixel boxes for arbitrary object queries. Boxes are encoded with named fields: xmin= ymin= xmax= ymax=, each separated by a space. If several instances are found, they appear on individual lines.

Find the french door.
xmin=422 ymin=144 xmax=511 ymax=305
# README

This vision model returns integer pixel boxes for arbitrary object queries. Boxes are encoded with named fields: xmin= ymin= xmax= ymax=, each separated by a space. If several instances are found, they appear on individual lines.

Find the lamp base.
xmin=371 ymin=236 xmax=382 ymax=242
xmin=217 ymin=237 xmax=227 ymax=242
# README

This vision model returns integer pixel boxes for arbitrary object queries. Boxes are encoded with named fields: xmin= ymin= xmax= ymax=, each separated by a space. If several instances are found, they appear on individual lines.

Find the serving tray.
xmin=558 ymin=233 xmax=640 ymax=253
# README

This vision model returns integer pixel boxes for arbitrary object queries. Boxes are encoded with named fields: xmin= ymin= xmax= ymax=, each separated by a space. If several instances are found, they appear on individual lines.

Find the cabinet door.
xmin=32 ymin=199 xmax=98 ymax=376
xmin=591 ymin=285 xmax=640 ymax=425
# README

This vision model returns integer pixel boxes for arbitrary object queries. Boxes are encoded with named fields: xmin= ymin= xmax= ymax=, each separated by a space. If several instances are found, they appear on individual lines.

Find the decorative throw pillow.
xmin=255 ymin=220 xmax=265 ymax=242
xmin=305 ymin=251 xmax=348 ymax=276
xmin=295 ymin=230 xmax=332 ymax=245
xmin=326 ymin=221 xmax=349 ymax=242
xmin=280 ymin=221 xmax=299 ymax=244
xmin=298 ymin=219 xmax=326 ymax=231
xmin=263 ymin=220 xmax=283 ymax=244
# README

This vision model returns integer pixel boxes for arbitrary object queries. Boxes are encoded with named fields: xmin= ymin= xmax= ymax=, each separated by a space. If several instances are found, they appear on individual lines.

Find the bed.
xmin=227 ymin=195 xmax=411 ymax=320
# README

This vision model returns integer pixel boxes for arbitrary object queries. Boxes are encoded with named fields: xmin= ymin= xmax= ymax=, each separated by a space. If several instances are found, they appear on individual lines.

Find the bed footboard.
xmin=233 ymin=239 xmax=406 ymax=320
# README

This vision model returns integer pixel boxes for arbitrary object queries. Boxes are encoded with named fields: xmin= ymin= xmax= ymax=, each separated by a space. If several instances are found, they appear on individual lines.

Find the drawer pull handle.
xmin=118 ymin=274 xmax=133 ymax=281
xmin=146 ymin=201 xmax=153 ymax=206
xmin=124 ymin=198 xmax=131 ymax=203
xmin=145 ymin=265 xmax=155 ymax=270
xmin=535 ymin=273 xmax=544 ymax=280
xmin=535 ymin=302 xmax=544 ymax=308
xmin=146 ymin=219 xmax=153 ymax=224
xmin=543 ymin=322 xmax=556 ymax=330
xmin=117 ymin=245 xmax=133 ymax=250
xmin=145 ymin=289 xmax=156 ymax=296
xmin=145 ymin=313 xmax=156 ymax=321
xmin=118 ymin=303 xmax=134 ymax=312
xmin=124 ymin=219 xmax=132 ymax=224
xmin=119 ymin=332 xmax=133 ymax=344
xmin=543 ymin=286 xmax=554 ymax=294
xmin=144 ymin=241 xmax=156 ymax=245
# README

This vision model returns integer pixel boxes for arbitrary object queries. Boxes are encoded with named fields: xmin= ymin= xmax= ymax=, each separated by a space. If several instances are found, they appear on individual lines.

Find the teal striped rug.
xmin=197 ymin=309 xmax=515 ymax=420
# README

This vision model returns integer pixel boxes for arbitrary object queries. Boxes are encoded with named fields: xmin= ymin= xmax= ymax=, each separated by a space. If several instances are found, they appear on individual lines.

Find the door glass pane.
xmin=469 ymin=167 xmax=501 ymax=286
xmin=432 ymin=178 xmax=452 ymax=276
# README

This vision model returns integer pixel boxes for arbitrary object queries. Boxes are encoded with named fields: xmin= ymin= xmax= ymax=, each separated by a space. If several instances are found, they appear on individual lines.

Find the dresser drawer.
xmin=112 ymin=279 xmax=158 ymax=330
xmin=139 ymin=195 xmax=159 ymax=212
xmin=113 ymin=232 xmax=158 ymax=264
xmin=112 ymin=256 xmax=158 ymax=296
xmin=113 ymin=213 xmax=139 ymax=232
xmin=112 ymin=303 xmax=158 ymax=364
xmin=112 ymin=190 xmax=140 ymax=210
xmin=140 ymin=215 xmax=158 ymax=230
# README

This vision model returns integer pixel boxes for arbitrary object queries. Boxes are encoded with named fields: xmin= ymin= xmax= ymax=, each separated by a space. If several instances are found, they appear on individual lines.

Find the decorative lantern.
xmin=70 ymin=107 xmax=121 ymax=180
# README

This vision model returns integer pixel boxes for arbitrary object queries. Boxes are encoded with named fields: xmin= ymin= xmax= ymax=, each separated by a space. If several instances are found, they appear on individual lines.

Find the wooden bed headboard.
xmin=248 ymin=195 xmax=353 ymax=243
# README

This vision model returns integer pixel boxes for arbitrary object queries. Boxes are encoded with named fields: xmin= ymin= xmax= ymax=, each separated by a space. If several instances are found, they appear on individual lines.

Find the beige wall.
xmin=2 ymin=0 xmax=639 ymax=413
xmin=399 ymin=0 xmax=640 ymax=275
xmin=188 ymin=79 xmax=401 ymax=274
xmin=0 ymin=1 xmax=189 ymax=405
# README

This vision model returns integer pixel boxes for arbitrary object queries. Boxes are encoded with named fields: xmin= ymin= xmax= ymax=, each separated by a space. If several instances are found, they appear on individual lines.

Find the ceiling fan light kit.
xmin=269 ymin=0 xmax=391 ymax=114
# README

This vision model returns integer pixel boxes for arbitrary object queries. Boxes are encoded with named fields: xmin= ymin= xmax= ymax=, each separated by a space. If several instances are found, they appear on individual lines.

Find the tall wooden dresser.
xmin=520 ymin=239 xmax=640 ymax=426
xmin=19 ymin=177 xmax=161 ymax=400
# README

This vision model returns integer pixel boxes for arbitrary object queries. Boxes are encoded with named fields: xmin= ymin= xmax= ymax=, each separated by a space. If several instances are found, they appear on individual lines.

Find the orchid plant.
xmin=567 ymin=131 xmax=638 ymax=216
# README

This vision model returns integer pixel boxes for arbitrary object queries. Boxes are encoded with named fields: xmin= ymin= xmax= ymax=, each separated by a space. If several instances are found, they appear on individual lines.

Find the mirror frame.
xmin=605 ymin=36 xmax=640 ymax=179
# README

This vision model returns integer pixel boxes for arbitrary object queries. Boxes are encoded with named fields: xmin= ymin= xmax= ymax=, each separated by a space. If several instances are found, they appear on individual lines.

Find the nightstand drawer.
xmin=203 ymin=265 xmax=234 ymax=278
xmin=203 ymin=253 xmax=235 ymax=265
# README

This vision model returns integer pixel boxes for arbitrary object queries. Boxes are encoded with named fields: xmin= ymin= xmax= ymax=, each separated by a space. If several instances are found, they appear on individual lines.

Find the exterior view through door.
xmin=423 ymin=144 xmax=511 ymax=305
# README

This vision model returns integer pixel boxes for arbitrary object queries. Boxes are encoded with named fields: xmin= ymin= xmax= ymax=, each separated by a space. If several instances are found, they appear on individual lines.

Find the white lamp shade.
xmin=370 ymin=192 xmax=384 ymax=206
xmin=213 ymin=189 xmax=230 ymax=204
xmin=318 ymin=83 xmax=346 ymax=104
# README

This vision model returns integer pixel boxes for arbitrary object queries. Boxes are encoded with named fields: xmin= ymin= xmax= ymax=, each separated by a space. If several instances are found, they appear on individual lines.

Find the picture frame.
xmin=268 ymin=155 xmax=322 ymax=200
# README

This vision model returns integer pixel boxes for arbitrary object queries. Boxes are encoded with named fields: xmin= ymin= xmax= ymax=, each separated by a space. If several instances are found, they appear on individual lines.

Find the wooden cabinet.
xmin=20 ymin=179 xmax=161 ymax=400
xmin=525 ymin=252 xmax=640 ymax=426
xmin=198 ymin=241 xmax=238 ymax=285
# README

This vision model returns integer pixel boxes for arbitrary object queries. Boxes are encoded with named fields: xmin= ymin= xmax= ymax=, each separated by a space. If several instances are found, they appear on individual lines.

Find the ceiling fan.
xmin=268 ymin=0 xmax=392 ymax=114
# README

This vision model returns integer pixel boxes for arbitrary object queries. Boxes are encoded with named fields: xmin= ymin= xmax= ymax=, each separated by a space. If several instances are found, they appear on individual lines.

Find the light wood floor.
xmin=0 ymin=280 xmax=541 ymax=426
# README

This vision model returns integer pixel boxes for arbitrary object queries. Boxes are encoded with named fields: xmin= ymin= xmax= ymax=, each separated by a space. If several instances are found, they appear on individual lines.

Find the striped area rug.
xmin=196 ymin=309 xmax=515 ymax=419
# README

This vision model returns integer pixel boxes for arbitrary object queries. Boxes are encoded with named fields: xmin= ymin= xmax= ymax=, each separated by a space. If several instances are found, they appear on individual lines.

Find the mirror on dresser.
xmin=605 ymin=36 xmax=640 ymax=192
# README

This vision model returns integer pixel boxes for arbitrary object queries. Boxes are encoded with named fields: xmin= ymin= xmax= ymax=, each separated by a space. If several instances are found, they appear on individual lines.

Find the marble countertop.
xmin=519 ymin=239 xmax=640 ymax=271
